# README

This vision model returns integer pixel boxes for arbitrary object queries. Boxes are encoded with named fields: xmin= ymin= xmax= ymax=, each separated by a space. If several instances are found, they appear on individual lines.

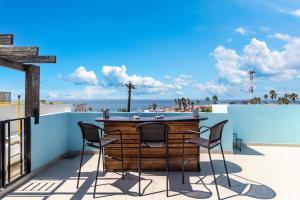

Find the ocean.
xmin=63 ymin=99 xmax=176 ymax=112
xmin=61 ymin=99 xmax=243 ymax=112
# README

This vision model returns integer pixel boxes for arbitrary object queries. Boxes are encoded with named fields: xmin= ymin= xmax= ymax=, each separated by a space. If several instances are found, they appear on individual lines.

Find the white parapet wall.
xmin=212 ymin=104 xmax=228 ymax=113
xmin=40 ymin=104 xmax=72 ymax=115
xmin=0 ymin=104 xmax=72 ymax=121
xmin=0 ymin=104 xmax=72 ymax=166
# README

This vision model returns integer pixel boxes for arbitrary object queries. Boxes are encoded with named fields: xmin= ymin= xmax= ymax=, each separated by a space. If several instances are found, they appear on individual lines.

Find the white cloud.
xmin=43 ymin=85 xmax=123 ymax=100
xmin=101 ymin=65 xmax=127 ymax=86
xmin=212 ymin=35 xmax=300 ymax=83
xmin=212 ymin=45 xmax=247 ymax=84
xmin=173 ymin=74 xmax=196 ymax=88
xmin=260 ymin=26 xmax=270 ymax=32
xmin=47 ymin=92 xmax=60 ymax=99
xmin=101 ymin=65 xmax=162 ymax=88
xmin=83 ymin=86 xmax=101 ymax=98
xmin=243 ymin=38 xmax=282 ymax=74
xmin=268 ymin=33 xmax=292 ymax=41
xmin=195 ymin=82 xmax=229 ymax=94
xmin=164 ymin=75 xmax=171 ymax=79
xmin=100 ymin=65 xmax=224 ymax=97
xmin=53 ymin=63 xmax=233 ymax=99
xmin=235 ymin=27 xmax=246 ymax=35
xmin=70 ymin=66 xmax=98 ymax=85
xmin=291 ymin=9 xmax=300 ymax=17
xmin=57 ymin=73 xmax=63 ymax=80
xmin=234 ymin=26 xmax=256 ymax=35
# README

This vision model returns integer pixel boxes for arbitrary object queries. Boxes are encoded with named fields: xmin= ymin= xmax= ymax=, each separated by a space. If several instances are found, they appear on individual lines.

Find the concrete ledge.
xmin=245 ymin=143 xmax=300 ymax=147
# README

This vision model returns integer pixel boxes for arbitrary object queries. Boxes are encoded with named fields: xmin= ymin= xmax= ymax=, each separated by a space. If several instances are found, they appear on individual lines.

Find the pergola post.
xmin=0 ymin=33 xmax=56 ymax=124
xmin=25 ymin=65 xmax=40 ymax=123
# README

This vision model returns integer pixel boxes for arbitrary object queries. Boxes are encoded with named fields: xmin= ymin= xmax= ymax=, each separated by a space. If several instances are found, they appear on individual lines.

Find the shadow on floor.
xmin=198 ymin=160 xmax=242 ymax=176
xmin=219 ymin=174 xmax=276 ymax=200
xmin=6 ymin=155 xmax=276 ymax=200
xmin=234 ymin=145 xmax=265 ymax=156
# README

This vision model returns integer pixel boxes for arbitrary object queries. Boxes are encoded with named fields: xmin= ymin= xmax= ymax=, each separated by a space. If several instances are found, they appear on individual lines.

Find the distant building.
xmin=0 ymin=92 xmax=11 ymax=103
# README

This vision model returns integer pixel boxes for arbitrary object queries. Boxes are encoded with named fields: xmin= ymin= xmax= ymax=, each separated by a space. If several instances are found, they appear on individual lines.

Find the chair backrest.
xmin=136 ymin=122 xmax=169 ymax=143
xmin=78 ymin=122 xmax=101 ymax=143
xmin=209 ymin=120 xmax=228 ymax=144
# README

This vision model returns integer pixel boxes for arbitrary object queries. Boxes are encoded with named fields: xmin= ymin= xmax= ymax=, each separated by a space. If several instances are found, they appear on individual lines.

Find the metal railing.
xmin=0 ymin=117 xmax=31 ymax=188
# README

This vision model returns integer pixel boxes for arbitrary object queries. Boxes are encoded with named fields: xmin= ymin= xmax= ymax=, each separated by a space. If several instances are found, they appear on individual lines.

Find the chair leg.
xmin=101 ymin=147 xmax=105 ymax=173
xmin=93 ymin=148 xmax=102 ymax=198
xmin=77 ymin=144 xmax=85 ymax=189
xmin=182 ymin=143 xmax=185 ymax=184
xmin=199 ymin=147 xmax=201 ymax=172
xmin=166 ymin=146 xmax=169 ymax=197
xmin=120 ymin=141 xmax=125 ymax=179
xmin=220 ymin=144 xmax=231 ymax=187
xmin=208 ymin=149 xmax=220 ymax=200
xmin=138 ymin=145 xmax=141 ymax=196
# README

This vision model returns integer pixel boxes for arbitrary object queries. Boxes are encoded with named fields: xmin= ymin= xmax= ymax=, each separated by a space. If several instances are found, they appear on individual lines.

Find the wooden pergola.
xmin=0 ymin=34 xmax=56 ymax=122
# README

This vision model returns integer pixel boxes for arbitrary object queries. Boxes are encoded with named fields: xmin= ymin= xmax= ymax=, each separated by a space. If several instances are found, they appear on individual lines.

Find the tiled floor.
xmin=4 ymin=145 xmax=300 ymax=200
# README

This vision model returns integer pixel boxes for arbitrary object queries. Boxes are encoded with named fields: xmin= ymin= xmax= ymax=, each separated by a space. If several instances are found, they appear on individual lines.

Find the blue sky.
xmin=1 ymin=0 xmax=300 ymax=100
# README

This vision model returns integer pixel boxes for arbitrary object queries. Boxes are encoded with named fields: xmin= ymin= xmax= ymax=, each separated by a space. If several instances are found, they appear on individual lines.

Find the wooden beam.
xmin=25 ymin=65 xmax=40 ymax=120
xmin=0 ymin=55 xmax=56 ymax=63
xmin=0 ymin=34 xmax=13 ymax=45
xmin=0 ymin=47 xmax=39 ymax=56
xmin=0 ymin=57 xmax=26 ymax=71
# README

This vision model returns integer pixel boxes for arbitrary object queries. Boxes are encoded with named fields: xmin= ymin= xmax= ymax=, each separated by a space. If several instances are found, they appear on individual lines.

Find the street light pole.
xmin=125 ymin=81 xmax=135 ymax=112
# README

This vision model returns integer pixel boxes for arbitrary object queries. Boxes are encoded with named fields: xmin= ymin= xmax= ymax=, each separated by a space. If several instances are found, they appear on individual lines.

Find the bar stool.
xmin=182 ymin=120 xmax=231 ymax=200
xmin=136 ymin=122 xmax=170 ymax=196
xmin=77 ymin=122 xmax=125 ymax=198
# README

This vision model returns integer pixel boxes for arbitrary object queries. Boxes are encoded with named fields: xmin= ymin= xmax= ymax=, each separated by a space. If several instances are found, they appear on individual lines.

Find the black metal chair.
xmin=136 ymin=122 xmax=170 ymax=196
xmin=182 ymin=120 xmax=231 ymax=200
xmin=77 ymin=122 xmax=124 ymax=198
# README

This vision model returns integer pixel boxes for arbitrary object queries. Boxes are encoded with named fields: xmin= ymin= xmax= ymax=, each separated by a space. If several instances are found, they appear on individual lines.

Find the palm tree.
xmin=289 ymin=93 xmax=298 ymax=103
xmin=186 ymin=98 xmax=191 ymax=108
xmin=191 ymin=101 xmax=195 ymax=110
xmin=174 ymin=99 xmax=178 ymax=107
xmin=284 ymin=93 xmax=290 ymax=99
xmin=212 ymin=95 xmax=218 ymax=104
xmin=181 ymin=97 xmax=187 ymax=111
xmin=152 ymin=102 xmax=157 ymax=110
xmin=177 ymin=98 xmax=182 ymax=109
xmin=263 ymin=94 xmax=268 ymax=103
xmin=277 ymin=97 xmax=282 ymax=104
xmin=40 ymin=99 xmax=47 ymax=104
xmin=252 ymin=97 xmax=261 ymax=104
xmin=283 ymin=97 xmax=290 ymax=104
xmin=278 ymin=96 xmax=290 ymax=104
xmin=205 ymin=97 xmax=210 ymax=104
xmin=269 ymin=90 xmax=277 ymax=102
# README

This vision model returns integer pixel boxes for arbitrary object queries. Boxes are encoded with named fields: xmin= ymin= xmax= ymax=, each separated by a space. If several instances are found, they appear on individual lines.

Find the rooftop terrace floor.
xmin=4 ymin=145 xmax=300 ymax=200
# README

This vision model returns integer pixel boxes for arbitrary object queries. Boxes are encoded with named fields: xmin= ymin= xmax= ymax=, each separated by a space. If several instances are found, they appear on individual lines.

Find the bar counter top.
xmin=95 ymin=116 xmax=208 ymax=123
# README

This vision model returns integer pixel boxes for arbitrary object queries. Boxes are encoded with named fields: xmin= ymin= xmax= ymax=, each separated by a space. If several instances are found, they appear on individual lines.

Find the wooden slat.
xmin=0 ymin=55 xmax=56 ymax=63
xmin=104 ymin=123 xmax=199 ymax=134
xmin=0 ymin=34 xmax=13 ymax=45
xmin=105 ymin=143 xmax=197 ymax=148
xmin=0 ymin=47 xmax=39 ymax=56
xmin=104 ymin=121 xmax=199 ymax=171
xmin=105 ymin=157 xmax=197 ymax=171
xmin=0 ymin=57 xmax=26 ymax=71
xmin=105 ymin=147 xmax=198 ymax=156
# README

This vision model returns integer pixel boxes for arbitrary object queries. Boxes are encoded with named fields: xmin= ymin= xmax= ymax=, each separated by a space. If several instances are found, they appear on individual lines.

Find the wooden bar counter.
xmin=95 ymin=116 xmax=207 ymax=171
